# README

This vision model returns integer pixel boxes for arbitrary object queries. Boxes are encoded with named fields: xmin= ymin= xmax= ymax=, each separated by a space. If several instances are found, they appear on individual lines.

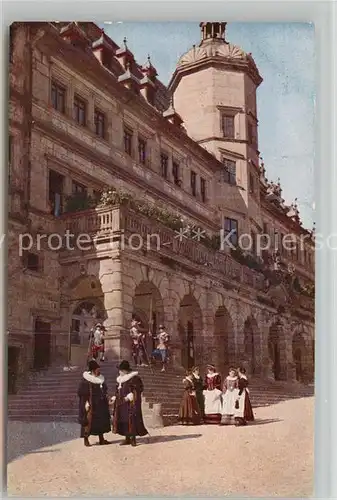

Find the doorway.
xmin=293 ymin=348 xmax=303 ymax=382
xmin=8 ymin=346 xmax=20 ymax=394
xmin=33 ymin=319 xmax=51 ymax=370
xmin=272 ymin=342 xmax=281 ymax=380
xmin=187 ymin=321 xmax=195 ymax=370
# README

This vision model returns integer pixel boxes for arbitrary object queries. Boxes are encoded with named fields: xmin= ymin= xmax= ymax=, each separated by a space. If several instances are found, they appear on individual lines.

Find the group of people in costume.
xmin=129 ymin=319 xmax=170 ymax=372
xmin=77 ymin=359 xmax=148 ymax=447
xmin=178 ymin=364 xmax=254 ymax=427
xmin=88 ymin=319 xmax=170 ymax=373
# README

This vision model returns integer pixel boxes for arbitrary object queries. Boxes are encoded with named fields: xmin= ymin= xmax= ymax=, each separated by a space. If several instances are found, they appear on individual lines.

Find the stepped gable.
xmin=8 ymin=362 xmax=313 ymax=424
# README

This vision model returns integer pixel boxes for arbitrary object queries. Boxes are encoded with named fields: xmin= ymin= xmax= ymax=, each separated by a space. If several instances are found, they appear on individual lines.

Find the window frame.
xmin=48 ymin=169 xmax=65 ymax=217
xmin=73 ymin=95 xmax=87 ymax=127
xmin=200 ymin=177 xmax=206 ymax=202
xmin=51 ymin=80 xmax=66 ymax=114
xmin=138 ymin=137 xmax=147 ymax=165
xmin=224 ymin=217 xmax=238 ymax=247
xmin=124 ymin=128 xmax=133 ymax=156
xmin=222 ymin=158 xmax=236 ymax=185
xmin=72 ymin=180 xmax=87 ymax=195
xmin=94 ymin=108 xmax=105 ymax=139
xmin=23 ymin=251 xmax=40 ymax=272
xmin=160 ymin=153 xmax=169 ymax=179
xmin=222 ymin=114 xmax=235 ymax=139
xmin=190 ymin=170 xmax=197 ymax=197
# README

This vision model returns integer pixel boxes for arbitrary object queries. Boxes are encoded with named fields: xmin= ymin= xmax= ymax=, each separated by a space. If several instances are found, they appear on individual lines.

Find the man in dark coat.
xmin=111 ymin=360 xmax=148 ymax=446
xmin=77 ymin=360 xmax=111 ymax=447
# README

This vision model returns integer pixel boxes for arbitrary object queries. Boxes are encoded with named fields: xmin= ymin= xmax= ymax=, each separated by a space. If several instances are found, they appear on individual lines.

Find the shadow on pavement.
xmin=7 ymin=422 xmax=78 ymax=464
xmin=141 ymin=433 xmax=202 ymax=445
xmin=251 ymin=418 xmax=283 ymax=426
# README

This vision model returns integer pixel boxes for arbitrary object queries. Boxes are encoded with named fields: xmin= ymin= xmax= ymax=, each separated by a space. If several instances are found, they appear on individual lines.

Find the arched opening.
xmin=68 ymin=275 xmax=106 ymax=366
xmin=132 ymin=281 xmax=164 ymax=358
xmin=70 ymin=299 xmax=106 ymax=365
xmin=243 ymin=317 xmax=258 ymax=375
xmin=268 ymin=321 xmax=285 ymax=381
xmin=178 ymin=294 xmax=203 ymax=370
xmin=214 ymin=306 xmax=234 ymax=374
xmin=292 ymin=332 xmax=307 ymax=383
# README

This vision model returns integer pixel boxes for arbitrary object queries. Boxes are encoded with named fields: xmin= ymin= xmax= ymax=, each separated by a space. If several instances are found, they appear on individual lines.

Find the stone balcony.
xmin=58 ymin=205 xmax=266 ymax=292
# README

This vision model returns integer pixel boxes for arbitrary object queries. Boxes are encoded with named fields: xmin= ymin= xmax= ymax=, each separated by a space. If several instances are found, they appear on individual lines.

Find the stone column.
xmin=260 ymin=316 xmax=274 ymax=380
xmin=87 ymin=92 xmax=95 ymax=132
xmin=163 ymin=292 xmax=181 ymax=368
xmin=66 ymin=84 xmax=74 ymax=120
xmin=234 ymin=312 xmax=245 ymax=369
xmin=99 ymin=257 xmax=124 ymax=360
xmin=283 ymin=319 xmax=297 ymax=382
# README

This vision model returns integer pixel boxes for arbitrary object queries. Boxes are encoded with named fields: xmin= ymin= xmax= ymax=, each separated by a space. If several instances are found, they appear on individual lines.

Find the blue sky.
xmin=103 ymin=22 xmax=315 ymax=230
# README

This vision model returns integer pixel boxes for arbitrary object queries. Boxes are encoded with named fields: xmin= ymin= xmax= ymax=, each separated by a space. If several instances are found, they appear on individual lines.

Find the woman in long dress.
xmin=178 ymin=371 xmax=202 ymax=425
xmin=203 ymin=364 xmax=222 ymax=424
xmin=191 ymin=366 xmax=204 ymax=422
xmin=220 ymin=368 xmax=239 ymax=425
xmin=234 ymin=367 xmax=255 ymax=426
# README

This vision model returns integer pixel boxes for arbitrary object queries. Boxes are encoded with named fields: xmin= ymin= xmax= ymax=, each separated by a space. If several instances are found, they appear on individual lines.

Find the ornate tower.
xmin=169 ymin=22 xmax=263 ymax=208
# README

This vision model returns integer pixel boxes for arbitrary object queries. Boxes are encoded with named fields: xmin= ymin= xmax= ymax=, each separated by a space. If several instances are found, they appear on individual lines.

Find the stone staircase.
xmin=8 ymin=361 xmax=314 ymax=424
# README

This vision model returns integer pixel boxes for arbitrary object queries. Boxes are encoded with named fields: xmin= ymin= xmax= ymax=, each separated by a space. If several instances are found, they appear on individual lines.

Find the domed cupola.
xmin=169 ymin=22 xmax=262 ymax=92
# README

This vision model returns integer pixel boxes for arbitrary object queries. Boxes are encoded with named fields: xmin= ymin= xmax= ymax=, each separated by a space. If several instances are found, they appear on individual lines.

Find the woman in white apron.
xmin=203 ymin=364 xmax=222 ymax=424
xmin=234 ymin=367 xmax=255 ymax=426
xmin=221 ymin=368 xmax=239 ymax=425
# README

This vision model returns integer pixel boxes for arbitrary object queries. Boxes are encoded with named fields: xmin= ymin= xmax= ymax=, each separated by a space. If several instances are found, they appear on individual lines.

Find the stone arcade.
xmin=8 ymin=22 xmax=315 ymax=392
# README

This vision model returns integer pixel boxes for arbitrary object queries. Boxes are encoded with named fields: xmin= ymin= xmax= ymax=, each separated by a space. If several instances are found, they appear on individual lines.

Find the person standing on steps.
xmin=111 ymin=360 xmax=148 ymax=447
xmin=130 ymin=319 xmax=147 ymax=367
xmin=203 ymin=364 xmax=222 ymax=424
xmin=234 ymin=367 xmax=255 ymax=426
xmin=88 ymin=323 xmax=106 ymax=362
xmin=77 ymin=360 xmax=111 ymax=447
xmin=190 ymin=366 xmax=205 ymax=422
xmin=151 ymin=325 xmax=169 ymax=372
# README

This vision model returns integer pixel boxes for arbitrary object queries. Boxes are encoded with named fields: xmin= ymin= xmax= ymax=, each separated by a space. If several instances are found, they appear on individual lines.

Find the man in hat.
xmin=77 ymin=360 xmax=111 ymax=447
xmin=151 ymin=325 xmax=170 ymax=372
xmin=89 ymin=323 xmax=106 ymax=362
xmin=129 ymin=318 xmax=147 ymax=366
xmin=110 ymin=360 xmax=148 ymax=446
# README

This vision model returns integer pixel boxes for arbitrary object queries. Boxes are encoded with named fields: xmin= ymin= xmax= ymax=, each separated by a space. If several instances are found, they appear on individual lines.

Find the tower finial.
xmin=123 ymin=36 xmax=127 ymax=48
xmin=200 ymin=22 xmax=227 ymax=42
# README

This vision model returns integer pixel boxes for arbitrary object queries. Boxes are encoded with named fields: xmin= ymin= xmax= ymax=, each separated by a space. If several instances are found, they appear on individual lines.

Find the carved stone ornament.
xmin=177 ymin=42 xmax=246 ymax=67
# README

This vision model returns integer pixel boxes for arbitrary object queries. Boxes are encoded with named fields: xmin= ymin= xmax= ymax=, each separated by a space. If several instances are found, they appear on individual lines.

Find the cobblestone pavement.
xmin=7 ymin=397 xmax=313 ymax=497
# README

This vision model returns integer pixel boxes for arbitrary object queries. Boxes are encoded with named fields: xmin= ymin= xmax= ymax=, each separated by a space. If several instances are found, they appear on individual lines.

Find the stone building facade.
xmin=8 ymin=21 xmax=315 ymax=391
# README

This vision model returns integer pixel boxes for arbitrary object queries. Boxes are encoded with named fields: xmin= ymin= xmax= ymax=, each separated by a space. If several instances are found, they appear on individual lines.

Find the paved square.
xmin=7 ymin=396 xmax=313 ymax=497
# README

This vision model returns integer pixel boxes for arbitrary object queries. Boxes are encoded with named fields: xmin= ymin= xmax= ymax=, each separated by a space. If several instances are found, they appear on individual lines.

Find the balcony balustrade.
xmin=59 ymin=205 xmax=266 ymax=292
